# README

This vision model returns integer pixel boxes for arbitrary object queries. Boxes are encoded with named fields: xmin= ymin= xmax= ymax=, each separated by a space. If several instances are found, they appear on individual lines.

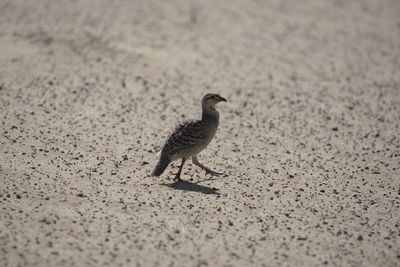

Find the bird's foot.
xmin=204 ymin=168 xmax=222 ymax=176
xmin=173 ymin=174 xmax=183 ymax=183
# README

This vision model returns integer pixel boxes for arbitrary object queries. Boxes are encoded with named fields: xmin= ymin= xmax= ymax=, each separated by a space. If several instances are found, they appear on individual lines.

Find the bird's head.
xmin=202 ymin=93 xmax=227 ymax=110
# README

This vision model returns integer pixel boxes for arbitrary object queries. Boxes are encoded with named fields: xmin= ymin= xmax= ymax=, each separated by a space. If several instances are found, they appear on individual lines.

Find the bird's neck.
xmin=202 ymin=105 xmax=219 ymax=123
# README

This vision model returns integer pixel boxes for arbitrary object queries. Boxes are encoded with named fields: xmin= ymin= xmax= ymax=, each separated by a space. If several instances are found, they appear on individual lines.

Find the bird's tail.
xmin=151 ymin=155 xmax=170 ymax=176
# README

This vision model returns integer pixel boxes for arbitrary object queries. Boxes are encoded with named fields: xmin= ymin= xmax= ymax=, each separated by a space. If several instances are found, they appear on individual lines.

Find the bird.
xmin=152 ymin=93 xmax=227 ymax=182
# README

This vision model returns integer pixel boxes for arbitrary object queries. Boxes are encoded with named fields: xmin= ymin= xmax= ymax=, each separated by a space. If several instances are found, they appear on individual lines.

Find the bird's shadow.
xmin=161 ymin=179 xmax=220 ymax=195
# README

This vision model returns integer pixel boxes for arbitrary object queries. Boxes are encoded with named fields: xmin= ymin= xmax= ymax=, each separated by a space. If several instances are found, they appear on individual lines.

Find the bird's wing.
xmin=161 ymin=119 xmax=208 ymax=156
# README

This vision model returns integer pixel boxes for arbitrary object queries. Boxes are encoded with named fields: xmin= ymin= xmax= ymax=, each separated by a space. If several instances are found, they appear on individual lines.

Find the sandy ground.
xmin=1 ymin=0 xmax=399 ymax=266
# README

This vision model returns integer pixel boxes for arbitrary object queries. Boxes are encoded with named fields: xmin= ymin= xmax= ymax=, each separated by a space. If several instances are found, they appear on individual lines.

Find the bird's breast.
xmin=204 ymin=122 xmax=218 ymax=144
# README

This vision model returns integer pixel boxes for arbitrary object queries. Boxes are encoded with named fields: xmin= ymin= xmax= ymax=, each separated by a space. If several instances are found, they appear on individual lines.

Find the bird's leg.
xmin=174 ymin=158 xmax=186 ymax=182
xmin=192 ymin=155 xmax=222 ymax=176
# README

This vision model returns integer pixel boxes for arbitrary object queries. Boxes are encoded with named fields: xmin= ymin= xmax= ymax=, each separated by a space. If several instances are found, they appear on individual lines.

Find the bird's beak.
xmin=218 ymin=97 xmax=228 ymax=102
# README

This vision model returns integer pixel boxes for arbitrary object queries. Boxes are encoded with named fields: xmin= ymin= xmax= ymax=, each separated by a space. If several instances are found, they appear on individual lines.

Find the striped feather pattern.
xmin=161 ymin=119 xmax=211 ymax=157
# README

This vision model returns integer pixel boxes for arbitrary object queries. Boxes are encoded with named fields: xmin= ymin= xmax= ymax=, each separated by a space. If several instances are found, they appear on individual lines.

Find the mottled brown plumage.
xmin=152 ymin=93 xmax=227 ymax=181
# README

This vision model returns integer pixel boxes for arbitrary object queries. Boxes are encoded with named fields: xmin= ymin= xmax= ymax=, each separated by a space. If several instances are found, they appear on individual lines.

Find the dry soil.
xmin=1 ymin=0 xmax=399 ymax=266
